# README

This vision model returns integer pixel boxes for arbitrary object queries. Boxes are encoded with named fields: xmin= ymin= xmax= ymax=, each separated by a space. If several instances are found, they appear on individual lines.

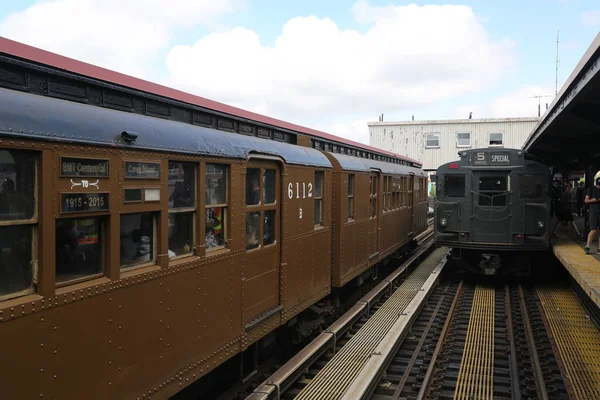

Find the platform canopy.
xmin=523 ymin=33 xmax=600 ymax=169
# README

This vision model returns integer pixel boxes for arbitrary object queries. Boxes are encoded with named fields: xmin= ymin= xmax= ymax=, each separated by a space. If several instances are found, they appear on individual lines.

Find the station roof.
xmin=0 ymin=37 xmax=419 ymax=166
xmin=0 ymin=87 xmax=333 ymax=168
xmin=368 ymin=117 xmax=539 ymax=126
xmin=523 ymin=32 xmax=600 ymax=169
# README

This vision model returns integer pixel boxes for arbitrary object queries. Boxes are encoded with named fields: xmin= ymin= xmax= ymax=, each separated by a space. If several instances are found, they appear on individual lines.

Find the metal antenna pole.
xmin=555 ymin=30 xmax=560 ymax=96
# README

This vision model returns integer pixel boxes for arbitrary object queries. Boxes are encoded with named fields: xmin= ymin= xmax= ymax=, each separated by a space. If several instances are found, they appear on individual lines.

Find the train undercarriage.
xmin=450 ymin=247 xmax=548 ymax=276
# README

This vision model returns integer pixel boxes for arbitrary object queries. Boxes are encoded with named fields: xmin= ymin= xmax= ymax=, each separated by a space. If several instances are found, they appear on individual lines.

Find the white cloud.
xmin=0 ymin=0 xmax=237 ymax=78
xmin=581 ymin=9 xmax=600 ymax=27
xmin=164 ymin=1 xmax=516 ymax=144
xmin=454 ymin=85 xmax=557 ymax=119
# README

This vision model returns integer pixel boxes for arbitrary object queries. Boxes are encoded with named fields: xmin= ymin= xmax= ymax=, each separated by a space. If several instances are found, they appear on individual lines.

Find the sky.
xmin=0 ymin=0 xmax=598 ymax=145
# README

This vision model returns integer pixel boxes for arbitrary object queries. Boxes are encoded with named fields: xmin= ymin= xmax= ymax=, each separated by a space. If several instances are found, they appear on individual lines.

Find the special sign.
xmin=473 ymin=152 xmax=510 ymax=166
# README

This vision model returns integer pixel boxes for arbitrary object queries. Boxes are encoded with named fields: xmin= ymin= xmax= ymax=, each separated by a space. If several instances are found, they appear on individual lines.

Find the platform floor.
xmin=552 ymin=214 xmax=600 ymax=308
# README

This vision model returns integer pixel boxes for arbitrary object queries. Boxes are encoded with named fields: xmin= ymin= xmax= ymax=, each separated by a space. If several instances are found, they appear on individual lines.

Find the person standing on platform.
xmin=584 ymin=177 xmax=600 ymax=254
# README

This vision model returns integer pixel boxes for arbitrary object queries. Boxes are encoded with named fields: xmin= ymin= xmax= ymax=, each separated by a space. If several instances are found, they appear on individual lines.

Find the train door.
xmin=471 ymin=170 xmax=512 ymax=243
xmin=408 ymin=173 xmax=415 ymax=235
xmin=368 ymin=172 xmax=379 ymax=259
xmin=243 ymin=160 xmax=281 ymax=325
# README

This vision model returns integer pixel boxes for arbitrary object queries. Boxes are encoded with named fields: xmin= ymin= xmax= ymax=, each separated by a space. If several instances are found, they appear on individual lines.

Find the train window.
xmin=489 ymin=132 xmax=504 ymax=146
xmin=443 ymin=174 xmax=465 ymax=198
xmin=0 ymin=225 xmax=34 ymax=298
xmin=390 ymin=177 xmax=394 ymax=209
xmin=370 ymin=174 xmax=378 ymax=218
xmin=264 ymin=210 xmax=275 ymax=245
xmin=478 ymin=176 xmax=507 ymax=206
xmin=168 ymin=162 xmax=196 ymax=258
xmin=348 ymin=174 xmax=355 ymax=220
xmin=55 ymin=218 xmax=103 ymax=284
xmin=246 ymin=212 xmax=260 ymax=250
xmin=263 ymin=169 xmax=276 ymax=204
xmin=314 ymin=171 xmax=324 ymax=226
xmin=383 ymin=177 xmax=388 ymax=211
xmin=205 ymin=164 xmax=228 ymax=251
xmin=519 ymin=175 xmax=544 ymax=199
xmin=386 ymin=176 xmax=392 ymax=211
xmin=246 ymin=168 xmax=260 ymax=205
xmin=120 ymin=213 xmax=155 ymax=269
xmin=0 ymin=149 xmax=37 ymax=299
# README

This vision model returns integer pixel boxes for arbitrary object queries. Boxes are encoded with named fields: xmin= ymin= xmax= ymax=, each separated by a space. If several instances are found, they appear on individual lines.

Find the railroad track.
xmin=368 ymin=281 xmax=600 ymax=400
xmin=246 ymin=249 xmax=600 ymax=399
xmin=246 ymin=225 xmax=439 ymax=400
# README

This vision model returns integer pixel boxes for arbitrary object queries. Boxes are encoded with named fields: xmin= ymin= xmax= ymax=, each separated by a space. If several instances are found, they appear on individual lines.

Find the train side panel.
xmin=279 ymin=165 xmax=333 ymax=323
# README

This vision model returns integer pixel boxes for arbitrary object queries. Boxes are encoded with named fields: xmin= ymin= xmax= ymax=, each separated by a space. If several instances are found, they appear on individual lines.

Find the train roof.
xmin=330 ymin=152 xmax=425 ymax=176
xmin=0 ymin=37 xmax=420 ymax=168
xmin=0 ymin=88 xmax=332 ymax=168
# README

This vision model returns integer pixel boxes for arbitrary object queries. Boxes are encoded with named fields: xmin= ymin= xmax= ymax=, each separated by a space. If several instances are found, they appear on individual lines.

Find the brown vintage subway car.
xmin=0 ymin=39 xmax=428 ymax=399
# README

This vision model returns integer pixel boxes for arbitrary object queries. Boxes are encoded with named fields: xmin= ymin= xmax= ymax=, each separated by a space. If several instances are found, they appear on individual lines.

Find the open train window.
xmin=120 ymin=212 xmax=155 ymax=269
xmin=478 ymin=176 xmax=508 ymax=206
xmin=314 ymin=171 xmax=324 ymax=226
xmin=347 ymin=174 xmax=355 ymax=220
xmin=55 ymin=217 xmax=104 ymax=285
xmin=519 ymin=174 xmax=544 ymax=199
xmin=0 ymin=149 xmax=37 ymax=300
xmin=443 ymin=174 xmax=465 ymax=198
xmin=206 ymin=164 xmax=228 ymax=252
xmin=168 ymin=162 xmax=196 ymax=259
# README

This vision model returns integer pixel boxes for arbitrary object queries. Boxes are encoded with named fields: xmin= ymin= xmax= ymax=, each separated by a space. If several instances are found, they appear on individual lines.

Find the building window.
xmin=0 ymin=149 xmax=37 ymax=299
xmin=456 ymin=132 xmax=471 ymax=147
xmin=314 ymin=171 xmax=324 ymax=226
xmin=167 ymin=162 xmax=196 ymax=259
xmin=348 ymin=174 xmax=355 ymax=220
xmin=489 ymin=132 xmax=504 ymax=146
xmin=120 ymin=212 xmax=155 ymax=269
xmin=205 ymin=164 xmax=228 ymax=251
xmin=425 ymin=133 xmax=440 ymax=148
xmin=56 ymin=217 xmax=103 ymax=284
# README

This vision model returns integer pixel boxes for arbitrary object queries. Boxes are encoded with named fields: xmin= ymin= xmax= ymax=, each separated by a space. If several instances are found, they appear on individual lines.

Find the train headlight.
xmin=537 ymin=221 xmax=544 ymax=229
xmin=440 ymin=218 xmax=447 ymax=227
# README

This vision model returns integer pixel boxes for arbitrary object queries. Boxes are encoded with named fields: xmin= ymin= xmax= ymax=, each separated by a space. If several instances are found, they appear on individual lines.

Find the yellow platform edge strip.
xmin=537 ymin=287 xmax=600 ymax=399
xmin=552 ymin=234 xmax=600 ymax=309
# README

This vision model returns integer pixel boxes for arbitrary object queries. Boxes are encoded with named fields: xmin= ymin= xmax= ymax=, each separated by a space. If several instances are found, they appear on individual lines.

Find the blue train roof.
xmin=0 ymin=88 xmax=332 ymax=168
xmin=330 ymin=152 xmax=425 ymax=176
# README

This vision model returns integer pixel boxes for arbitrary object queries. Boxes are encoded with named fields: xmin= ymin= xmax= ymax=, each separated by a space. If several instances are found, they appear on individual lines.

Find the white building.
xmin=368 ymin=117 xmax=539 ymax=172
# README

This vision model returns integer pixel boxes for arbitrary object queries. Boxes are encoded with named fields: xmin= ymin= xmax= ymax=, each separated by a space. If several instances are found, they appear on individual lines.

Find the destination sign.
xmin=61 ymin=157 xmax=109 ymax=177
xmin=472 ymin=152 xmax=511 ymax=166
xmin=124 ymin=161 xmax=161 ymax=179
xmin=490 ymin=152 xmax=510 ymax=165
xmin=61 ymin=192 xmax=110 ymax=213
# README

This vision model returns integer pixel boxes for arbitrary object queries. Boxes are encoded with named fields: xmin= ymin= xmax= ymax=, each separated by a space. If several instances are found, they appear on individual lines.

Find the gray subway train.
xmin=433 ymin=148 xmax=551 ymax=275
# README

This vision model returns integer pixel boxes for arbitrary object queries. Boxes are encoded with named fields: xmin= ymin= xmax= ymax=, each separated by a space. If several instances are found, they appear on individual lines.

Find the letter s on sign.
xmin=476 ymin=152 xmax=485 ymax=161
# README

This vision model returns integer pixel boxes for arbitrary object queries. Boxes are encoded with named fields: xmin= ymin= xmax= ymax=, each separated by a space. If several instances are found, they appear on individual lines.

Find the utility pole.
xmin=556 ymin=30 xmax=560 ymax=96
xmin=528 ymin=94 xmax=553 ymax=117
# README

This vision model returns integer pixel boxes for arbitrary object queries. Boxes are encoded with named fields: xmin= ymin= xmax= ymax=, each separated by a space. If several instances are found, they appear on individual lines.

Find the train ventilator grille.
xmin=294 ymin=247 xmax=449 ymax=400
xmin=537 ymin=287 xmax=600 ymax=399
xmin=454 ymin=285 xmax=495 ymax=400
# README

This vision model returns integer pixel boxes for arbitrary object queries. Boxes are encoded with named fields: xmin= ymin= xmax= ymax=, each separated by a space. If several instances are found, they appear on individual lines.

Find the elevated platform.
xmin=552 ymin=224 xmax=600 ymax=308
